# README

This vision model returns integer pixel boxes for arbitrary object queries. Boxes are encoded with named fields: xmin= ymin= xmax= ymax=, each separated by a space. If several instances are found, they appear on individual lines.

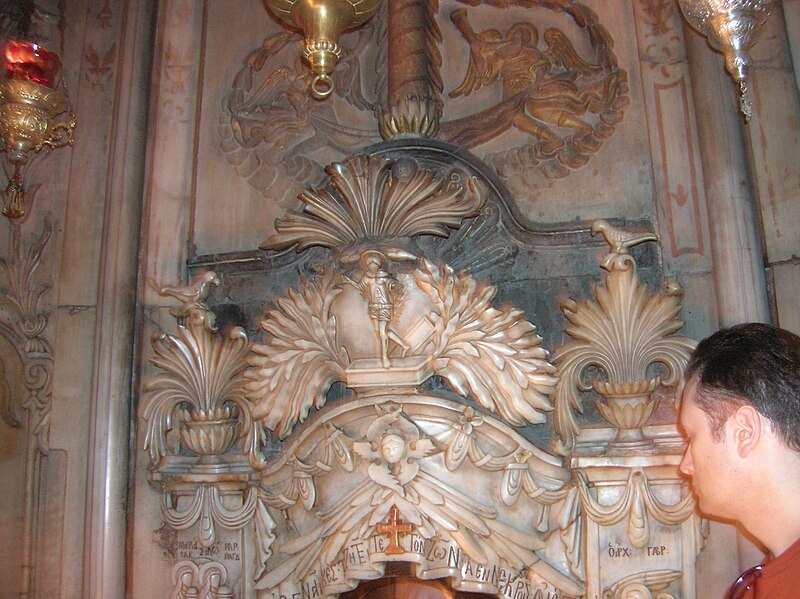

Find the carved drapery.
xmin=254 ymin=397 xmax=581 ymax=597
xmin=575 ymin=470 xmax=695 ymax=549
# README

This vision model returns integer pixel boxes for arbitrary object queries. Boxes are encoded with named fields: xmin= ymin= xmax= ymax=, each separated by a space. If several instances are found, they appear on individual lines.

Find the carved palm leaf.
xmin=413 ymin=259 xmax=556 ymax=426
xmin=552 ymin=267 xmax=695 ymax=452
xmin=245 ymin=270 xmax=347 ymax=439
xmin=261 ymin=154 xmax=484 ymax=251
xmin=142 ymin=324 xmax=250 ymax=466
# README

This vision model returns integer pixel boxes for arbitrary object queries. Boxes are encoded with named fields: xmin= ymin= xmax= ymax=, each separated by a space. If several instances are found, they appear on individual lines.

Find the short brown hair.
xmin=686 ymin=323 xmax=800 ymax=449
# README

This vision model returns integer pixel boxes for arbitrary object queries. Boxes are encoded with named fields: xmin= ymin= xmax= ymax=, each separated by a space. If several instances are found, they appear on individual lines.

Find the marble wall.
xmin=0 ymin=0 xmax=797 ymax=597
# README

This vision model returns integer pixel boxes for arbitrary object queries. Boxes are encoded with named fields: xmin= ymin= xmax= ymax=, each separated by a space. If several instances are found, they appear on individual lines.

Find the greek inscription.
xmin=323 ymin=560 xmax=344 ymax=583
xmin=476 ymin=563 xmax=499 ymax=585
xmin=501 ymin=578 xmax=531 ymax=599
xmin=177 ymin=540 xmax=198 ymax=550
xmin=408 ymin=533 xmax=427 ymax=554
xmin=346 ymin=542 xmax=368 ymax=566
xmin=647 ymin=545 xmax=669 ymax=556
xmin=447 ymin=545 xmax=461 ymax=568
xmin=607 ymin=543 xmax=632 ymax=558
xmin=371 ymin=534 xmax=387 ymax=554
xmin=199 ymin=544 xmax=220 ymax=558
xmin=301 ymin=576 xmax=320 ymax=598
xmin=427 ymin=541 xmax=449 ymax=562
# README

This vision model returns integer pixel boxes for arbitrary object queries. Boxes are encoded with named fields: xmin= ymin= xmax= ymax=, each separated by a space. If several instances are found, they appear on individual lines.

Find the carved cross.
xmin=376 ymin=505 xmax=413 ymax=554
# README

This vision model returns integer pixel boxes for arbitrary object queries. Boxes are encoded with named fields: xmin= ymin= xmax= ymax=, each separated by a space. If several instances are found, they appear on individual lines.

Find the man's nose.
xmin=678 ymin=450 xmax=693 ymax=476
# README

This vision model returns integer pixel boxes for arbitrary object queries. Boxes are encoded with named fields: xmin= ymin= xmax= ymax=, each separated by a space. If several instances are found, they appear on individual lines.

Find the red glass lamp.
xmin=0 ymin=40 xmax=75 ymax=219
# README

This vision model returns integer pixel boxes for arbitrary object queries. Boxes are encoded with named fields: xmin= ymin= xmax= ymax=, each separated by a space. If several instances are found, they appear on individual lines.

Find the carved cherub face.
xmin=380 ymin=433 xmax=407 ymax=464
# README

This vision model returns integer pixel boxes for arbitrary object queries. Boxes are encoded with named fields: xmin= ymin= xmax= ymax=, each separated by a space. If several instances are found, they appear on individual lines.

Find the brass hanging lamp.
xmin=263 ymin=0 xmax=381 ymax=99
xmin=677 ymin=0 xmax=778 ymax=121
xmin=0 ymin=39 xmax=75 ymax=220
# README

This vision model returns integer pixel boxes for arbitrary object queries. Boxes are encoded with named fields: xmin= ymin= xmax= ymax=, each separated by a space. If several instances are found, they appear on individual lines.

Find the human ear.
xmin=732 ymin=405 xmax=761 ymax=458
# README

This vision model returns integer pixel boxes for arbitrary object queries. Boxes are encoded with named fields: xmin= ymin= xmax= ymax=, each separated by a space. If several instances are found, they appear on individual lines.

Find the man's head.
xmin=684 ymin=323 xmax=800 ymax=449
xmin=679 ymin=323 xmax=800 ymax=519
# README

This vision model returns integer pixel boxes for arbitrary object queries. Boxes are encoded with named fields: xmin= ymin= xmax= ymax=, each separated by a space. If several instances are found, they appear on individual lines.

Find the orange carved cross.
xmin=376 ymin=505 xmax=412 ymax=554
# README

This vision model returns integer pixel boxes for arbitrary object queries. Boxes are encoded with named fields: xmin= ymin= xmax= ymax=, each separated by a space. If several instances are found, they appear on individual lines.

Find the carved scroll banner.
xmin=268 ymin=533 xmax=549 ymax=598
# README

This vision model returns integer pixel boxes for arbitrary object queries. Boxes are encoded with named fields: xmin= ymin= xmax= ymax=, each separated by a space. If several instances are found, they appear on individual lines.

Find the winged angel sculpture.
xmin=253 ymin=404 xmax=582 ymax=595
xmin=439 ymin=0 xmax=629 ymax=182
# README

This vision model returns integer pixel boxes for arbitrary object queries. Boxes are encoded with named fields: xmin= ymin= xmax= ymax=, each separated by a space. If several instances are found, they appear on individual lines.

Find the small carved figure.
xmin=591 ymin=219 xmax=659 ymax=254
xmin=345 ymin=250 xmax=409 ymax=368
xmin=152 ymin=270 xmax=220 ymax=321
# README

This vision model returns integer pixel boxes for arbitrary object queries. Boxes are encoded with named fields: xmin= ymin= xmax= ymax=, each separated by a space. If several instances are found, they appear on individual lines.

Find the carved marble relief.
xmin=0 ymin=220 xmax=54 ymax=597
xmin=549 ymin=222 xmax=701 ymax=599
xmin=219 ymin=0 xmax=629 ymax=214
xmin=440 ymin=1 xmax=628 ymax=183
xmin=143 ymin=138 xmax=704 ymax=598
xmin=552 ymin=220 xmax=695 ymax=455
xmin=0 ymin=221 xmax=53 ymax=447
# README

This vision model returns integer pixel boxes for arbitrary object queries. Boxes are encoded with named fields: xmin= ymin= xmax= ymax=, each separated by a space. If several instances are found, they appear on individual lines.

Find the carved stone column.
xmin=379 ymin=0 xmax=443 ymax=139
xmin=684 ymin=25 xmax=771 ymax=326
xmin=81 ymin=1 xmax=156 ymax=596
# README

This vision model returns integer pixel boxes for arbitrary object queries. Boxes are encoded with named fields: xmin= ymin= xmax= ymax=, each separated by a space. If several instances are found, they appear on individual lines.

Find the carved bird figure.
xmin=591 ymin=219 xmax=659 ymax=254
xmin=152 ymin=271 xmax=220 ymax=319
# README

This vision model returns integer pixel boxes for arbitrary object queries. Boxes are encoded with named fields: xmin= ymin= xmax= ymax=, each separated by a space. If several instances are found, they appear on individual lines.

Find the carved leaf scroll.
xmin=413 ymin=259 xmax=557 ymax=426
xmin=244 ymin=268 xmax=348 ymax=440
xmin=553 ymin=225 xmax=695 ymax=454
xmin=260 ymin=154 xmax=484 ymax=251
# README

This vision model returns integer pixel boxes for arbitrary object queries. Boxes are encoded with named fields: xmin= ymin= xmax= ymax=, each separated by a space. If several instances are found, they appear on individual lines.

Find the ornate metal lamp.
xmin=262 ymin=0 xmax=381 ymax=99
xmin=677 ymin=0 xmax=778 ymax=121
xmin=0 ymin=40 xmax=75 ymax=220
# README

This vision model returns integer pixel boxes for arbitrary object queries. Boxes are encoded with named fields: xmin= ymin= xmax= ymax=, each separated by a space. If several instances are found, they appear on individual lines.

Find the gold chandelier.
xmin=0 ymin=40 xmax=75 ymax=220
xmin=677 ymin=0 xmax=778 ymax=121
xmin=262 ymin=0 xmax=381 ymax=99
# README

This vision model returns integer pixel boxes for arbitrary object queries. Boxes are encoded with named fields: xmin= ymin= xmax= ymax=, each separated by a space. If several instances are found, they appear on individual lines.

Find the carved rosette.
xmin=553 ymin=221 xmax=695 ymax=455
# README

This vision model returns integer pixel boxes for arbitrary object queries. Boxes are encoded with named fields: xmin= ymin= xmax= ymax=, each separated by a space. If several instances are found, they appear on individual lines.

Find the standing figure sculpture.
xmin=346 ymin=250 xmax=409 ymax=368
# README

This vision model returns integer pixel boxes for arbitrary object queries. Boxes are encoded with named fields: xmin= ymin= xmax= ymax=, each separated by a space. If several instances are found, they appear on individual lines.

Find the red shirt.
xmin=734 ymin=537 xmax=800 ymax=599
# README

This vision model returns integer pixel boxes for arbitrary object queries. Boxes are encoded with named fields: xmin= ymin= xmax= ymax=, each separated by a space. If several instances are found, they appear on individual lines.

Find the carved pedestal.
xmin=152 ymin=458 xmax=262 ymax=598
xmin=572 ymin=451 xmax=702 ymax=599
